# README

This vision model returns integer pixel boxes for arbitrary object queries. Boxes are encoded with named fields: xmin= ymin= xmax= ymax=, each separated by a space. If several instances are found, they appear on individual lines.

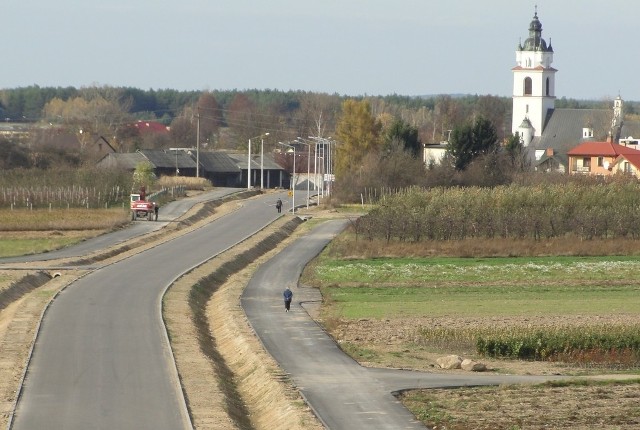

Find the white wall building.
xmin=512 ymin=9 xmax=557 ymax=147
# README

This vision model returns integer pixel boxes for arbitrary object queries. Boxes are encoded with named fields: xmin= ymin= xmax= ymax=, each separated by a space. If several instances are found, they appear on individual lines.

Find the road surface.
xmin=7 ymin=190 xmax=562 ymax=429
xmin=10 ymin=190 xmax=289 ymax=430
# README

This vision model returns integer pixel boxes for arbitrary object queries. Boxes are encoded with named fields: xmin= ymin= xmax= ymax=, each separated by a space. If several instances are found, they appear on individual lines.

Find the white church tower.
xmin=512 ymin=8 xmax=556 ymax=146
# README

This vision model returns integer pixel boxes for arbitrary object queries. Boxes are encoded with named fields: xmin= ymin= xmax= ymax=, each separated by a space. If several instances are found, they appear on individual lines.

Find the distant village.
xmin=3 ymin=10 xmax=640 ymax=185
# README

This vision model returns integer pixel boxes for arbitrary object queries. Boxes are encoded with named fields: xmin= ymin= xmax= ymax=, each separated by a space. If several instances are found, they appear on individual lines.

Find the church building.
xmin=511 ymin=9 xmax=640 ymax=173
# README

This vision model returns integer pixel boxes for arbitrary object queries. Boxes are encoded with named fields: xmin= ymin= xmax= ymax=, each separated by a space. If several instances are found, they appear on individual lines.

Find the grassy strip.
xmin=0 ymin=236 xmax=98 ymax=258
xmin=315 ymin=255 xmax=640 ymax=284
xmin=314 ymin=256 xmax=640 ymax=318
xmin=0 ymin=207 xmax=131 ymax=257
xmin=0 ymin=208 xmax=130 ymax=231
xmin=187 ymin=217 xmax=303 ymax=429
xmin=319 ymin=282 xmax=640 ymax=319
xmin=0 ymin=271 xmax=52 ymax=312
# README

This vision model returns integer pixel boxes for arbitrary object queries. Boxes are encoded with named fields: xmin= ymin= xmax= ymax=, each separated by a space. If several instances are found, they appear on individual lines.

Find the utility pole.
xmin=196 ymin=107 xmax=200 ymax=178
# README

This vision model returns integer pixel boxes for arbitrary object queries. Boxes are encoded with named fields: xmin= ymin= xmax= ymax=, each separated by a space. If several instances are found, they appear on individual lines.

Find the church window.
xmin=524 ymin=77 xmax=532 ymax=95
xmin=546 ymin=77 xmax=550 ymax=96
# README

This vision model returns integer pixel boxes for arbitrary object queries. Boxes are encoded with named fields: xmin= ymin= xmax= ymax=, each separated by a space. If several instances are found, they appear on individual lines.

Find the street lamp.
xmin=279 ymin=142 xmax=296 ymax=213
xmin=169 ymin=147 xmax=180 ymax=175
xmin=248 ymin=132 xmax=269 ymax=189
xmin=196 ymin=108 xmax=200 ymax=178
xmin=309 ymin=136 xmax=329 ymax=198
xmin=295 ymin=137 xmax=313 ymax=209
xmin=260 ymin=133 xmax=270 ymax=190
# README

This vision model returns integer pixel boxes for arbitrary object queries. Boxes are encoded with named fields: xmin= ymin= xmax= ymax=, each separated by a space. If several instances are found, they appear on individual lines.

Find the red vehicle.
xmin=130 ymin=186 xmax=157 ymax=221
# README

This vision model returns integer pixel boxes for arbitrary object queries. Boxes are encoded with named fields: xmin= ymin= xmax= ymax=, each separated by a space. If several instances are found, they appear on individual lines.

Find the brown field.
xmin=0 ymin=207 xmax=130 ymax=231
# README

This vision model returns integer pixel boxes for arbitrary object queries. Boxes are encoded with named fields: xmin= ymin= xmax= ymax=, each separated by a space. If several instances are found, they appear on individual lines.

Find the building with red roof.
xmin=567 ymin=140 xmax=640 ymax=176
xmin=132 ymin=120 xmax=170 ymax=134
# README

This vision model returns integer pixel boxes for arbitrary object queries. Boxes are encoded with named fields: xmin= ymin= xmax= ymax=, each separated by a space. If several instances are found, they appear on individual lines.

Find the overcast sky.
xmin=3 ymin=1 xmax=639 ymax=101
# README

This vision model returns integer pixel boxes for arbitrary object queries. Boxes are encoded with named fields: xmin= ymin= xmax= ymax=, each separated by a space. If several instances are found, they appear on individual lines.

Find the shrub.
xmin=475 ymin=325 xmax=640 ymax=365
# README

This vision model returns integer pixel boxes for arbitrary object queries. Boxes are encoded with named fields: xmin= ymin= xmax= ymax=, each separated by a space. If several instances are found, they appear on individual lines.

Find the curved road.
xmin=242 ymin=220 xmax=565 ymax=429
xmin=6 ymin=190 xmax=563 ymax=430
xmin=9 ymin=190 xmax=289 ymax=430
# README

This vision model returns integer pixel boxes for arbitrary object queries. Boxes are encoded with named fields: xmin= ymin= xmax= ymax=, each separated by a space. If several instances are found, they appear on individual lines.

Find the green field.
xmin=314 ymin=256 xmax=640 ymax=319
xmin=0 ymin=237 xmax=89 ymax=258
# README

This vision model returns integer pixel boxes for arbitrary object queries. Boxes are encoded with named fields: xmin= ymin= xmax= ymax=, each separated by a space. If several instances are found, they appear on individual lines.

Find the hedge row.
xmin=476 ymin=325 xmax=640 ymax=362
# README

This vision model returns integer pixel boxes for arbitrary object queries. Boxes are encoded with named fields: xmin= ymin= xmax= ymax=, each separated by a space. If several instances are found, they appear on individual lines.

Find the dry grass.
xmin=157 ymin=175 xmax=212 ymax=190
xmin=0 ymin=208 xmax=130 ymax=231
xmin=328 ymin=234 xmax=640 ymax=258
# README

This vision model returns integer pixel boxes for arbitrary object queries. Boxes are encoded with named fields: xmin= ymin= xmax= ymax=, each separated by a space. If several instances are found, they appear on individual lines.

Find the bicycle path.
xmin=241 ymin=220 xmax=563 ymax=430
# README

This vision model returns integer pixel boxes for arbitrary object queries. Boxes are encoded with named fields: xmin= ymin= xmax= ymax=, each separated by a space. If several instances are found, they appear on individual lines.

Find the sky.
xmin=3 ymin=1 xmax=639 ymax=101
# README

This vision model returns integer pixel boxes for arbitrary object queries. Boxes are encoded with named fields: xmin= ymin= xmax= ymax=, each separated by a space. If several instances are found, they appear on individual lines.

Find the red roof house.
xmin=566 ymin=140 xmax=640 ymax=176
xmin=132 ymin=120 xmax=170 ymax=134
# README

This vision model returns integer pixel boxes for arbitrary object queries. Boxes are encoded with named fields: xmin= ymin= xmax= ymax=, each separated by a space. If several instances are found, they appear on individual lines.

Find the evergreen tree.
xmin=384 ymin=118 xmax=421 ymax=157
xmin=447 ymin=116 xmax=499 ymax=170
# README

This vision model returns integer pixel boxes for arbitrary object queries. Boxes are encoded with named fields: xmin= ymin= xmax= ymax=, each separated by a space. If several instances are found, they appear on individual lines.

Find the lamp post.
xmin=248 ymin=132 xmax=269 ymax=189
xmin=196 ymin=108 xmax=200 ymax=178
xmin=260 ymin=133 xmax=270 ymax=189
xmin=279 ymin=142 xmax=296 ymax=213
xmin=308 ymin=136 xmax=329 ymax=198
xmin=326 ymin=138 xmax=334 ymax=196
xmin=295 ymin=137 xmax=312 ymax=209
xmin=169 ymin=148 xmax=180 ymax=176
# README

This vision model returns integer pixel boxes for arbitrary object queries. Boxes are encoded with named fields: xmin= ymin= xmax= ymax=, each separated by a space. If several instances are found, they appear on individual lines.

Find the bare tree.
xmin=197 ymin=92 xmax=223 ymax=149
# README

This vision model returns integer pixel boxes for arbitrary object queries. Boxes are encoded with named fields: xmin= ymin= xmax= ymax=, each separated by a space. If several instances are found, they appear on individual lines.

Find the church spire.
xmin=521 ymin=7 xmax=551 ymax=52
xmin=512 ymin=7 xmax=557 ymax=145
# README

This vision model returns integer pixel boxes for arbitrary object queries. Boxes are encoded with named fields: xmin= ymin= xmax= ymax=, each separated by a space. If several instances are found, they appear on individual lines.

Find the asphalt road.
xmin=6 ymin=189 xmax=563 ymax=430
xmin=10 ymin=189 xmax=290 ymax=430
xmin=242 ymin=220 xmax=565 ymax=430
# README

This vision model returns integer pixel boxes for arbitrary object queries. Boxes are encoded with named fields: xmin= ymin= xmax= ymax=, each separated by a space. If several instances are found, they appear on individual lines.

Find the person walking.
xmin=283 ymin=286 xmax=293 ymax=312
xmin=276 ymin=198 xmax=282 ymax=213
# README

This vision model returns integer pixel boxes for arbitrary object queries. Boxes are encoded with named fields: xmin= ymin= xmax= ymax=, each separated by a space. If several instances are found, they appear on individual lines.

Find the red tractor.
xmin=130 ymin=186 xmax=157 ymax=221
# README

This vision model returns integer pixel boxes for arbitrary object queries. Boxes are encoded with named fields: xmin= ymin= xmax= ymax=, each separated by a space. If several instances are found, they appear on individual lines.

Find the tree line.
xmin=2 ymin=85 xmax=639 ymax=203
